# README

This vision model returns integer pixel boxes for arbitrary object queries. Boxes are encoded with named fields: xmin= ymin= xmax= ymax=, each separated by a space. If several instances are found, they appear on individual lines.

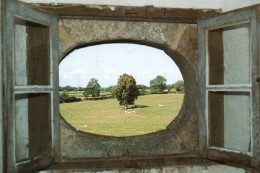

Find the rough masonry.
xmin=58 ymin=19 xmax=199 ymax=160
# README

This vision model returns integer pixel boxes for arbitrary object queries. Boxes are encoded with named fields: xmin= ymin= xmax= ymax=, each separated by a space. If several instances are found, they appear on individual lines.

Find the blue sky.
xmin=59 ymin=43 xmax=183 ymax=88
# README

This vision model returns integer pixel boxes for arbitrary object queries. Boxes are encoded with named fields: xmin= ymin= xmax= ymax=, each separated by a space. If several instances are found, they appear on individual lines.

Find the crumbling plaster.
xmin=58 ymin=19 xmax=199 ymax=160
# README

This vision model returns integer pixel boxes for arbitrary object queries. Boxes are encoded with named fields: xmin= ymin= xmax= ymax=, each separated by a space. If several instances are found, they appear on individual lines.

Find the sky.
xmin=59 ymin=43 xmax=183 ymax=88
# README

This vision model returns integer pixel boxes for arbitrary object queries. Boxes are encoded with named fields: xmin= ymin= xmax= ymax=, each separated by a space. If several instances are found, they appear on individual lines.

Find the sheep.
xmin=159 ymin=104 xmax=164 ymax=107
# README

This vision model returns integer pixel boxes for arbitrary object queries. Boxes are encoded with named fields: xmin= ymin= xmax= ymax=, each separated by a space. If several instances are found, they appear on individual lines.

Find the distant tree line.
xmin=59 ymin=75 xmax=184 ymax=103
xmin=60 ymin=77 xmax=184 ymax=94
xmin=59 ymin=85 xmax=117 ymax=92
xmin=59 ymin=86 xmax=84 ymax=92
xmin=100 ymin=85 xmax=116 ymax=92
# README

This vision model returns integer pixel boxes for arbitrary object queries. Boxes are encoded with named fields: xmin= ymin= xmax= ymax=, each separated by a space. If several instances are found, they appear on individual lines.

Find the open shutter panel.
xmin=5 ymin=0 xmax=59 ymax=172
xmin=198 ymin=5 xmax=260 ymax=170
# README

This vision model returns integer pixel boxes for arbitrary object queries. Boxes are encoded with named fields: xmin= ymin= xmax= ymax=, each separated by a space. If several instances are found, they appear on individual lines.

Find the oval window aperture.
xmin=59 ymin=43 xmax=184 ymax=137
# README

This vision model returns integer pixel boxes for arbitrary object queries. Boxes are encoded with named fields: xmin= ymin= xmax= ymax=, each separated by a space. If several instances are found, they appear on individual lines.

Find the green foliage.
xmin=60 ymin=86 xmax=84 ymax=92
xmin=83 ymin=78 xmax=101 ymax=98
xmin=112 ymin=73 xmax=140 ymax=106
xmin=108 ymin=86 xmax=115 ymax=93
xmin=101 ymin=85 xmax=116 ymax=92
xmin=59 ymin=97 xmax=64 ymax=103
xmin=60 ymin=91 xmax=69 ymax=99
xmin=140 ymin=88 xmax=147 ymax=95
xmin=78 ymin=87 xmax=84 ymax=91
xmin=59 ymin=91 xmax=81 ymax=103
xmin=62 ymin=85 xmax=73 ymax=91
xmin=136 ymin=84 xmax=148 ymax=89
xmin=167 ymin=84 xmax=174 ymax=92
xmin=150 ymin=75 xmax=167 ymax=94
xmin=174 ymin=80 xmax=184 ymax=92
xmin=63 ymin=96 xmax=81 ymax=103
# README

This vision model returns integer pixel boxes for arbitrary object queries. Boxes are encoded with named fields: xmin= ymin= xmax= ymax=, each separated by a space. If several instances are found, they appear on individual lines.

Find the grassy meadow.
xmin=60 ymin=92 xmax=184 ymax=137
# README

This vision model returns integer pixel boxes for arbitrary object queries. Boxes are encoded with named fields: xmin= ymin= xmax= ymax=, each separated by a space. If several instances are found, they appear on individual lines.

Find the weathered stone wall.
xmin=58 ymin=19 xmax=198 ymax=160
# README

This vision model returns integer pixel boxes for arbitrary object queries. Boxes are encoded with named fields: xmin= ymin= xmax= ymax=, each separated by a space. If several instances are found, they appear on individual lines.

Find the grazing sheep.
xmin=159 ymin=104 xmax=164 ymax=107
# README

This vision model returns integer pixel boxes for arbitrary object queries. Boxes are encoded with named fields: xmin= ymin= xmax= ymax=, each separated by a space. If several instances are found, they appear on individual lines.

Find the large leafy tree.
xmin=83 ymin=78 xmax=101 ymax=97
xmin=150 ymin=75 xmax=167 ymax=93
xmin=112 ymin=73 xmax=140 ymax=106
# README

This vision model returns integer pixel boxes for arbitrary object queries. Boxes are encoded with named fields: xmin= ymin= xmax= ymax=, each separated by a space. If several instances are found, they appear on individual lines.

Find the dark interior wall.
xmin=26 ymin=24 xmax=50 ymax=85
xmin=58 ymin=19 xmax=199 ymax=160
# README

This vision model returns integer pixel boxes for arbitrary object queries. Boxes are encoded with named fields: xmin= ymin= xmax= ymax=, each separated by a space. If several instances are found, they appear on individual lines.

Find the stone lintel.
xmin=31 ymin=4 xmax=220 ymax=23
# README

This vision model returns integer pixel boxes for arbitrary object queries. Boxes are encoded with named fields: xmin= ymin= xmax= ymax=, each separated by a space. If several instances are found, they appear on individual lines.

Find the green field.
xmin=60 ymin=93 xmax=184 ymax=137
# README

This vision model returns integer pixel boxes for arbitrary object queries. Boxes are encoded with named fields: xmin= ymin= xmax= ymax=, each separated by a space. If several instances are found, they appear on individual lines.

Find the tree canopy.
xmin=150 ymin=75 xmax=167 ymax=93
xmin=59 ymin=86 xmax=84 ymax=91
xmin=112 ymin=73 xmax=140 ymax=106
xmin=83 ymin=78 xmax=101 ymax=97
xmin=136 ymin=84 xmax=148 ymax=89
xmin=167 ymin=84 xmax=174 ymax=92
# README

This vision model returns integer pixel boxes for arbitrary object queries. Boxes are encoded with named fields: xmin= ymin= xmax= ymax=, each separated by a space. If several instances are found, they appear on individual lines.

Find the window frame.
xmin=198 ymin=7 xmax=260 ymax=168
xmin=4 ymin=0 xmax=60 ymax=172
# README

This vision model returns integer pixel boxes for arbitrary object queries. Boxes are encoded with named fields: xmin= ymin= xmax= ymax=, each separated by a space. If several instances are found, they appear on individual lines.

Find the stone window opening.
xmin=57 ymin=38 xmax=199 ymax=166
xmin=59 ymin=43 xmax=185 ymax=137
